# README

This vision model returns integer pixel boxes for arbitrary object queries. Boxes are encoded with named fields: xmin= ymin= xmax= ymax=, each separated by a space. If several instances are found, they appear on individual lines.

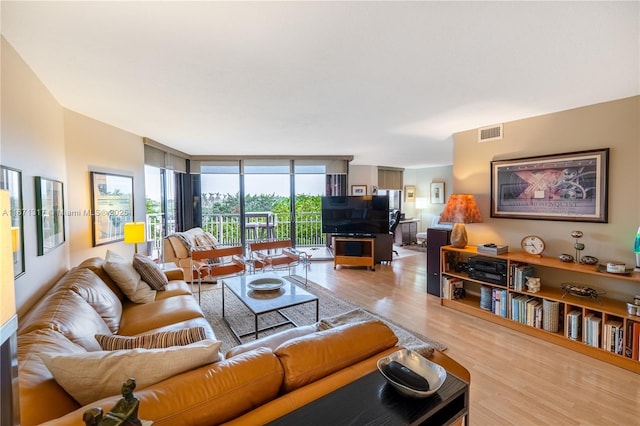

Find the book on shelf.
xmin=491 ymin=287 xmax=508 ymax=318
xmin=526 ymin=299 xmax=542 ymax=328
xmin=624 ymin=320 xmax=634 ymax=358
xmin=565 ymin=310 xmax=582 ymax=341
xmin=477 ymin=244 xmax=508 ymax=255
xmin=632 ymin=321 xmax=640 ymax=361
xmin=509 ymin=263 xmax=534 ymax=291
xmin=603 ymin=319 xmax=624 ymax=355
xmin=508 ymin=294 xmax=540 ymax=325
xmin=442 ymin=276 xmax=463 ymax=300
xmin=583 ymin=313 xmax=601 ymax=348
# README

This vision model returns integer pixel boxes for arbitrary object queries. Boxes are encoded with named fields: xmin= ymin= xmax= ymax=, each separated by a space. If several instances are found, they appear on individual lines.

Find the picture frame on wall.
xmin=35 ymin=176 xmax=65 ymax=256
xmin=90 ymin=171 xmax=134 ymax=246
xmin=404 ymin=185 xmax=416 ymax=202
xmin=351 ymin=185 xmax=367 ymax=196
xmin=430 ymin=182 xmax=445 ymax=204
xmin=1 ymin=165 xmax=25 ymax=277
xmin=490 ymin=148 xmax=609 ymax=222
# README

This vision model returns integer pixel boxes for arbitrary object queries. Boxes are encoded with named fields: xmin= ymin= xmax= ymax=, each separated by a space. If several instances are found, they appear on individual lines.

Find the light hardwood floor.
xmin=292 ymin=247 xmax=640 ymax=426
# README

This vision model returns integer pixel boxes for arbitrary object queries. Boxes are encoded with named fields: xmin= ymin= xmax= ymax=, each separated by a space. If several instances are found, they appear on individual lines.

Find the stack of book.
xmin=509 ymin=294 xmax=542 ymax=327
xmin=583 ymin=313 xmax=602 ymax=348
xmin=509 ymin=263 xmax=534 ymax=291
xmin=491 ymin=287 xmax=508 ymax=318
xmin=441 ymin=276 xmax=463 ymax=300
xmin=565 ymin=310 xmax=582 ymax=340
xmin=477 ymin=244 xmax=508 ymax=255
xmin=624 ymin=321 xmax=640 ymax=360
xmin=603 ymin=319 xmax=624 ymax=355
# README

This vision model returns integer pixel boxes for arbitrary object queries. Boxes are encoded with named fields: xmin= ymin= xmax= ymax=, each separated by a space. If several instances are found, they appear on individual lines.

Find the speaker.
xmin=427 ymin=228 xmax=452 ymax=296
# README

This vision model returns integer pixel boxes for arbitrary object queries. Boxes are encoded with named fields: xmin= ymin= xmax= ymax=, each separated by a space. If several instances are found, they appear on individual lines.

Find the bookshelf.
xmin=440 ymin=245 xmax=640 ymax=373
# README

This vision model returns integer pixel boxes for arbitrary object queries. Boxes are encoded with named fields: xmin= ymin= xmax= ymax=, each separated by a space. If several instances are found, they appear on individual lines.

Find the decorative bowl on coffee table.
xmin=377 ymin=349 xmax=446 ymax=398
xmin=247 ymin=277 xmax=285 ymax=291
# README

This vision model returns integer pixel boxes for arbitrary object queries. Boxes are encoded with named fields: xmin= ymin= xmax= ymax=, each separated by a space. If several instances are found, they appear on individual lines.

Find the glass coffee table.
xmin=221 ymin=272 xmax=319 ymax=343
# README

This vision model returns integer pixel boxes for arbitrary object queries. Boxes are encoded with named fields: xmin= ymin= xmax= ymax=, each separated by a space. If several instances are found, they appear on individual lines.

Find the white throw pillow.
xmin=39 ymin=339 xmax=222 ymax=405
xmin=103 ymin=250 xmax=156 ymax=303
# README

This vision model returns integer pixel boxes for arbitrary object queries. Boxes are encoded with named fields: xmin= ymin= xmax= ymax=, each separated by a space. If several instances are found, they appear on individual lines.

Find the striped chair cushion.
xmin=96 ymin=327 xmax=208 ymax=350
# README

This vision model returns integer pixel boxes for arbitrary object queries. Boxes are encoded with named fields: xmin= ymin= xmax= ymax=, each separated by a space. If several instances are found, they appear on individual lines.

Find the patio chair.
xmin=189 ymin=246 xmax=246 ymax=303
xmin=248 ymin=239 xmax=303 ymax=275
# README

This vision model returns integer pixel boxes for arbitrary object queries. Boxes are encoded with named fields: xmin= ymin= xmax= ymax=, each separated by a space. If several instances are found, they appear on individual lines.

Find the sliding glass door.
xmin=200 ymin=162 xmax=241 ymax=245
xmin=196 ymin=157 xmax=349 ymax=248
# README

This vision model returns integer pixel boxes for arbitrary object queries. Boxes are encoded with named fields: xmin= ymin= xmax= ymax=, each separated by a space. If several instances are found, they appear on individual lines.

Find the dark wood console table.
xmin=268 ymin=368 xmax=469 ymax=425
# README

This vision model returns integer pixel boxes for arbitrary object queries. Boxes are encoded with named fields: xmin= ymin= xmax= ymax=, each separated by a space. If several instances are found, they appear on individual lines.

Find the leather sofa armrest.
xmin=163 ymin=268 xmax=184 ymax=281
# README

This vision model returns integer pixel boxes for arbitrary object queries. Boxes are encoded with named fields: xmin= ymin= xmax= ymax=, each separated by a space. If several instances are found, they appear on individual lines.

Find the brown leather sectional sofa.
xmin=17 ymin=256 xmax=407 ymax=425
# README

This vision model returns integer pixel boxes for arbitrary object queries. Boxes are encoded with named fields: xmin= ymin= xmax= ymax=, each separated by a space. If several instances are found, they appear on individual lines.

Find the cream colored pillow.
xmin=103 ymin=250 xmax=156 ymax=303
xmin=39 ymin=339 xmax=222 ymax=405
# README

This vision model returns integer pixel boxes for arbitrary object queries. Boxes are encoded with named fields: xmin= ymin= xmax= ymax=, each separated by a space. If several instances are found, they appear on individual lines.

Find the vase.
xmin=450 ymin=223 xmax=468 ymax=248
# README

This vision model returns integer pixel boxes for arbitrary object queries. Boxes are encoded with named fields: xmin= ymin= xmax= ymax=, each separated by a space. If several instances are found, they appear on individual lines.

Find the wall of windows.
xmin=194 ymin=157 xmax=349 ymax=248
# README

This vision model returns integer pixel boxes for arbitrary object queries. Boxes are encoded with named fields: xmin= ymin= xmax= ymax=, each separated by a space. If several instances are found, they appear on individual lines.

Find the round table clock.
xmin=521 ymin=235 xmax=546 ymax=256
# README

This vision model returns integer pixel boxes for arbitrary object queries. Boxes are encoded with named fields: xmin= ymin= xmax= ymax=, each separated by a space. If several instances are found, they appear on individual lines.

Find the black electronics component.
xmin=468 ymin=256 xmax=508 ymax=286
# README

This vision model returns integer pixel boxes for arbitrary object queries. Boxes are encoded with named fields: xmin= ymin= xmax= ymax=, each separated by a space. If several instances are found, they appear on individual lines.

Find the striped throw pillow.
xmin=132 ymin=253 xmax=168 ymax=290
xmin=96 ymin=327 xmax=208 ymax=350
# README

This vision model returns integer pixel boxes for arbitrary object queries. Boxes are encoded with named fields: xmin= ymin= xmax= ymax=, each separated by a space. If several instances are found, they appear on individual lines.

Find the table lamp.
xmin=124 ymin=222 xmax=146 ymax=254
xmin=438 ymin=194 xmax=482 ymax=248
xmin=415 ymin=197 xmax=428 ymax=232
xmin=11 ymin=227 xmax=19 ymax=266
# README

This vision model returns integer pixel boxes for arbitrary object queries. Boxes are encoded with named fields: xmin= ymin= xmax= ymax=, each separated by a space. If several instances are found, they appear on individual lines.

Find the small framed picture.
xmin=431 ymin=182 xmax=445 ymax=204
xmin=35 ymin=176 xmax=66 ymax=256
xmin=351 ymin=185 xmax=367 ymax=196
xmin=404 ymin=185 xmax=416 ymax=202
xmin=90 ymin=171 xmax=134 ymax=246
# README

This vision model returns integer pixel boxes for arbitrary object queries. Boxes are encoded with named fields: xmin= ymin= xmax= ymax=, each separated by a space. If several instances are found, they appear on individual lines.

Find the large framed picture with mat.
xmin=490 ymin=148 xmax=609 ymax=222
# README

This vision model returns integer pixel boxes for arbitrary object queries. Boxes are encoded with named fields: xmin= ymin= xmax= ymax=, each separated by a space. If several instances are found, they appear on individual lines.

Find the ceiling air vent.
xmin=478 ymin=124 xmax=503 ymax=143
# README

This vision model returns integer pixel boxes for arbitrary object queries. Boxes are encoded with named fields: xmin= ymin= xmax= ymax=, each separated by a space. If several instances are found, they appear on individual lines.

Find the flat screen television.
xmin=321 ymin=195 xmax=390 ymax=236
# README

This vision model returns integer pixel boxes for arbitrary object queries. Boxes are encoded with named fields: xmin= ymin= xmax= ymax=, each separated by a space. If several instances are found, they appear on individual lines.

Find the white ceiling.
xmin=1 ymin=1 xmax=638 ymax=168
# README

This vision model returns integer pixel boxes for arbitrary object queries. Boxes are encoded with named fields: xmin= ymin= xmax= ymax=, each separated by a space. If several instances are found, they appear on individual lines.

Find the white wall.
xmin=348 ymin=165 xmax=377 ymax=195
xmin=452 ymin=96 xmax=640 ymax=300
xmin=406 ymin=166 xmax=454 ymax=232
xmin=1 ymin=37 xmax=70 ymax=314
xmin=1 ymin=37 xmax=147 ymax=314
xmin=64 ymin=110 xmax=146 ymax=266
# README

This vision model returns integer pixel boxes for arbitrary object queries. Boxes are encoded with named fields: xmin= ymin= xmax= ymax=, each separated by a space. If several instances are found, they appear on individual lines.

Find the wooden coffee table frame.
xmin=222 ymin=273 xmax=319 ymax=343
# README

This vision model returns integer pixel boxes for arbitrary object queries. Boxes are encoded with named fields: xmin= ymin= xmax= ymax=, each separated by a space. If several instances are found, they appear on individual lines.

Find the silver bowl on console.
xmin=377 ymin=349 xmax=446 ymax=398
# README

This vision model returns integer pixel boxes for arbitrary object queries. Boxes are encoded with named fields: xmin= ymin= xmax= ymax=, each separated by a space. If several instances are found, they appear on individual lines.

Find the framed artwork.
xmin=351 ymin=185 xmax=367 ymax=196
xmin=490 ymin=148 xmax=609 ymax=222
xmin=1 ymin=165 xmax=25 ymax=277
xmin=35 ymin=176 xmax=65 ymax=256
xmin=90 ymin=172 xmax=134 ymax=246
xmin=404 ymin=185 xmax=416 ymax=202
xmin=431 ymin=182 xmax=445 ymax=204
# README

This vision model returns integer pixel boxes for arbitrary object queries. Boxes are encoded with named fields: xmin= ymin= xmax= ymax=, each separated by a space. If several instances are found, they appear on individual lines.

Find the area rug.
xmin=402 ymin=244 xmax=427 ymax=253
xmin=198 ymin=275 xmax=446 ymax=355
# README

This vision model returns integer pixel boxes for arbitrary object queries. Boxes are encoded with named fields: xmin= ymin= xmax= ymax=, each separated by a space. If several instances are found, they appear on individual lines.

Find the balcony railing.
xmin=145 ymin=211 xmax=324 ymax=259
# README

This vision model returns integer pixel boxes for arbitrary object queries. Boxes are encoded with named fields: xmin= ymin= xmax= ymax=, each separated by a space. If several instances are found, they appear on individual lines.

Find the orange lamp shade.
xmin=439 ymin=194 xmax=481 ymax=224
xmin=439 ymin=194 xmax=481 ymax=248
